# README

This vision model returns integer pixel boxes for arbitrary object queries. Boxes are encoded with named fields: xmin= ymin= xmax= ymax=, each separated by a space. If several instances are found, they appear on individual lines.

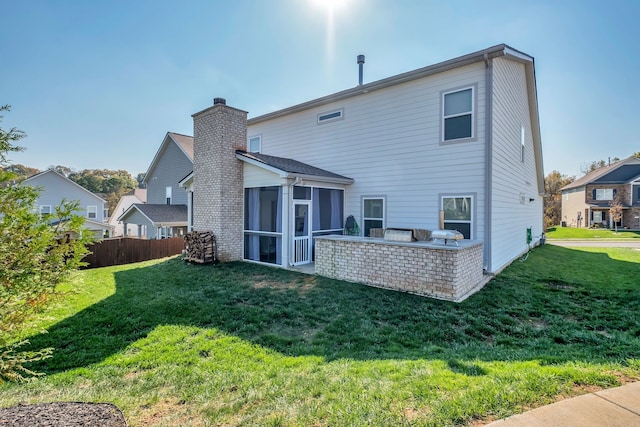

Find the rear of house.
xmin=189 ymin=44 xmax=544 ymax=275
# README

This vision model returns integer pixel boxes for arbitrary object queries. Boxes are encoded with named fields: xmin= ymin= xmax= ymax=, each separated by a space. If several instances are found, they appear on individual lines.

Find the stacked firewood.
xmin=184 ymin=231 xmax=216 ymax=264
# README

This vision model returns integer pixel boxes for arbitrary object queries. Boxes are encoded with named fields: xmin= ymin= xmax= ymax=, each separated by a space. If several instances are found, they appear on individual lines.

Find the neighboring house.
xmin=560 ymin=156 xmax=640 ymax=229
xmin=181 ymin=43 xmax=544 ymax=274
xmin=118 ymin=132 xmax=192 ymax=239
xmin=21 ymin=169 xmax=111 ymax=238
xmin=108 ymin=188 xmax=147 ymax=237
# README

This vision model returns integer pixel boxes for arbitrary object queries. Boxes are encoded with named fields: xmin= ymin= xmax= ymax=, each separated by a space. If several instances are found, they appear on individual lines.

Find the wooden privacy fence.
xmin=83 ymin=237 xmax=185 ymax=268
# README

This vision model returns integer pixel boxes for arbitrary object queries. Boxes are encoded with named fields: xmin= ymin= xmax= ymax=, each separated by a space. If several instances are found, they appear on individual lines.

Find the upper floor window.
xmin=594 ymin=188 xmax=615 ymax=201
xmin=248 ymin=135 xmax=261 ymax=153
xmin=166 ymin=186 xmax=172 ymax=205
xmin=363 ymin=197 xmax=385 ymax=237
xmin=87 ymin=205 xmax=97 ymax=219
xmin=442 ymin=87 xmax=474 ymax=142
xmin=39 ymin=205 xmax=52 ymax=216
xmin=317 ymin=109 xmax=343 ymax=124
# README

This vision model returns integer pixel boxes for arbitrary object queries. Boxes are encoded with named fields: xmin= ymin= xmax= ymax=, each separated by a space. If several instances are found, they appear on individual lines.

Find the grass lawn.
xmin=1 ymin=246 xmax=639 ymax=426
xmin=546 ymin=226 xmax=640 ymax=239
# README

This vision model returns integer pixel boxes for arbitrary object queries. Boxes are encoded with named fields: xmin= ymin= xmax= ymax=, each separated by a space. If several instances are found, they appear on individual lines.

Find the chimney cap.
xmin=357 ymin=54 xmax=365 ymax=64
xmin=213 ymin=97 xmax=226 ymax=105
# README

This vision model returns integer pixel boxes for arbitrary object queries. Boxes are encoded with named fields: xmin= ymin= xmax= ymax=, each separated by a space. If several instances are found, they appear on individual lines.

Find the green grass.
xmin=546 ymin=226 xmax=640 ymax=239
xmin=1 ymin=246 xmax=640 ymax=426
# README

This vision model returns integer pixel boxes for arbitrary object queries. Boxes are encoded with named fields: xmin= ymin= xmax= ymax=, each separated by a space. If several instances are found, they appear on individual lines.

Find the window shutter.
xmin=613 ymin=188 xmax=617 ymax=198
xmin=592 ymin=189 xmax=597 ymax=200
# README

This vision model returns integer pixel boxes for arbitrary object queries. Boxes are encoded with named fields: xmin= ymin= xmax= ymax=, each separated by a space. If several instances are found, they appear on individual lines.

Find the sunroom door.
xmin=292 ymin=201 xmax=311 ymax=265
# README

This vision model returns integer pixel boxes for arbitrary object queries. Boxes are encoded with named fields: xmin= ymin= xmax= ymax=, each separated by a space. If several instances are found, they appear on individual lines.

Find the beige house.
xmin=561 ymin=156 xmax=640 ymax=229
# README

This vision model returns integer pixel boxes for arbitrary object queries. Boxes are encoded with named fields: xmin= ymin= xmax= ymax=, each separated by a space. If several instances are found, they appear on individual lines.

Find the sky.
xmin=1 ymin=0 xmax=639 ymax=178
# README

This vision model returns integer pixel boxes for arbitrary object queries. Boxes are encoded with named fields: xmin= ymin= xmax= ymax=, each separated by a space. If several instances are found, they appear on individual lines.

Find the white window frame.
xmin=248 ymin=135 xmax=262 ymax=153
xmin=595 ymin=188 xmax=613 ymax=201
xmin=317 ymin=108 xmax=344 ymax=124
xmin=362 ymin=196 xmax=386 ymax=237
xmin=166 ymin=186 xmax=172 ymax=205
xmin=440 ymin=194 xmax=474 ymax=239
xmin=39 ymin=205 xmax=52 ymax=215
xmin=87 ymin=205 xmax=97 ymax=219
xmin=441 ymin=86 xmax=475 ymax=143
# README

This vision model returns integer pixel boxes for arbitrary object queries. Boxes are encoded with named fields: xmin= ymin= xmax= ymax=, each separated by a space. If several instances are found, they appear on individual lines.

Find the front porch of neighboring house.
xmin=585 ymin=205 xmax=627 ymax=229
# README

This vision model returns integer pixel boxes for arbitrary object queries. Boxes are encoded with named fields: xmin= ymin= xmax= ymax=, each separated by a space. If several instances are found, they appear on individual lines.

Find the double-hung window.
xmin=594 ymin=188 xmax=614 ymax=201
xmin=87 ymin=205 xmax=97 ymax=219
xmin=442 ymin=87 xmax=474 ymax=142
xmin=363 ymin=197 xmax=385 ymax=237
xmin=441 ymin=195 xmax=473 ymax=239
xmin=248 ymin=135 xmax=261 ymax=153
xmin=39 ymin=205 xmax=52 ymax=216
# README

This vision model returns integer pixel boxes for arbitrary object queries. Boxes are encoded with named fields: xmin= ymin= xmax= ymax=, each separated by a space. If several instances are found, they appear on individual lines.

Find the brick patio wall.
xmin=315 ymin=236 xmax=486 ymax=302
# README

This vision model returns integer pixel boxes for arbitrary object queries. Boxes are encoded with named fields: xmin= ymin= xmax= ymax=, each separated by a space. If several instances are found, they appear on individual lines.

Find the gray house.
xmin=21 ymin=169 xmax=111 ymax=238
xmin=118 ymin=132 xmax=193 ymax=239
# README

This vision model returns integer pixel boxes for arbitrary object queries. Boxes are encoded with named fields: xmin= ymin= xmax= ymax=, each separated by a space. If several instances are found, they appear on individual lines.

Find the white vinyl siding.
xmin=490 ymin=57 xmax=542 ymax=271
xmin=247 ymin=62 xmax=486 ymax=240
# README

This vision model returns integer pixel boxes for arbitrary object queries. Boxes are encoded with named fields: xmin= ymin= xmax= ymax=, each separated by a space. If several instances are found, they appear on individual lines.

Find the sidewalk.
xmin=485 ymin=382 xmax=640 ymax=426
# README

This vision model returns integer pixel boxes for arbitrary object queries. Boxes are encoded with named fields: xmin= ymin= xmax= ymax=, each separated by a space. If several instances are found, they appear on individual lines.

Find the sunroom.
xmin=236 ymin=150 xmax=354 ymax=268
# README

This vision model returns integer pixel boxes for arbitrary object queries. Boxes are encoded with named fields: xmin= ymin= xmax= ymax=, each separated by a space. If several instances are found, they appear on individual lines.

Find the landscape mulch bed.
xmin=0 ymin=402 xmax=127 ymax=426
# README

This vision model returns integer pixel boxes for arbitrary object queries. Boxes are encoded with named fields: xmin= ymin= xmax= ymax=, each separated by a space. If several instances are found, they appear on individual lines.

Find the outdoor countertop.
xmin=314 ymin=234 xmax=482 ymax=250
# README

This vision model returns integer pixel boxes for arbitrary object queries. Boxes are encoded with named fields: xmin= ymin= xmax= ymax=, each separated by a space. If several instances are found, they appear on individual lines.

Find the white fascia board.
xmin=285 ymin=173 xmax=354 ymax=185
xmin=235 ymin=153 xmax=289 ymax=178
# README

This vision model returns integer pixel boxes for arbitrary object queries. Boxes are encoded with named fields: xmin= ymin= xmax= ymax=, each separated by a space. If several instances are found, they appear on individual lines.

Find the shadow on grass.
xmin=25 ymin=245 xmax=640 ymax=374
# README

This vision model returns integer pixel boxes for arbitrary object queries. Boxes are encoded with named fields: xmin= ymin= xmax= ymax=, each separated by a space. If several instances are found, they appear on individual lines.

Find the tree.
xmin=136 ymin=172 xmax=146 ymax=188
xmin=68 ymin=169 xmax=137 ymax=215
xmin=609 ymin=197 xmax=623 ymax=233
xmin=543 ymin=170 xmax=574 ymax=230
xmin=0 ymin=105 xmax=92 ymax=382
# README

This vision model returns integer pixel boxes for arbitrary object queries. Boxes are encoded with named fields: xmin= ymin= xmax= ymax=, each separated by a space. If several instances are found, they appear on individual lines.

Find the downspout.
xmin=484 ymin=53 xmax=493 ymax=273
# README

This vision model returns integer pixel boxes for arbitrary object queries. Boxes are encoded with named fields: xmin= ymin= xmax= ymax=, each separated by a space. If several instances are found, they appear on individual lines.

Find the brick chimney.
xmin=192 ymin=98 xmax=247 ymax=262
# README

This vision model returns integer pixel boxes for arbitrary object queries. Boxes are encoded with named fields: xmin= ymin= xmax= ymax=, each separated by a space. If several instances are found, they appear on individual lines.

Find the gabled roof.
xmin=236 ymin=150 xmax=354 ymax=184
xmin=143 ymin=132 xmax=194 ymax=184
xmin=246 ymin=43 xmax=544 ymax=194
xmin=22 ymin=169 xmax=106 ymax=203
xmin=561 ymin=156 xmax=640 ymax=191
xmin=118 ymin=203 xmax=187 ymax=225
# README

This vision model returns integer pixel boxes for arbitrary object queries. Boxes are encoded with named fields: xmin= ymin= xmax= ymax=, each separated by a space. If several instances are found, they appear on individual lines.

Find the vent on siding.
xmin=317 ymin=109 xmax=343 ymax=124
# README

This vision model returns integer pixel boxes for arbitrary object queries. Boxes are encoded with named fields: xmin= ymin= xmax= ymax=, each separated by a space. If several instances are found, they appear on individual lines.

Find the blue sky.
xmin=1 ymin=0 xmax=638 ymax=178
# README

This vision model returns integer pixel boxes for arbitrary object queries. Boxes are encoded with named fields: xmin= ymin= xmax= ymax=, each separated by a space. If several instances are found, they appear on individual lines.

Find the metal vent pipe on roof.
xmin=357 ymin=54 xmax=365 ymax=85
